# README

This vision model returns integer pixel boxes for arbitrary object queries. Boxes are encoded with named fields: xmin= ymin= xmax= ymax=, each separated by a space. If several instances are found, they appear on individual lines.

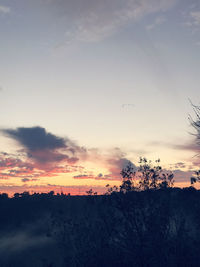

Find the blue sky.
xmin=0 ymin=0 xmax=200 ymax=193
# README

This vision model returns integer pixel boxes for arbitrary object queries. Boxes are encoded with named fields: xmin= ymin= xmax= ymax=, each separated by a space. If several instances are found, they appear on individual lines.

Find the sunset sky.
xmin=1 ymin=0 xmax=200 ymax=194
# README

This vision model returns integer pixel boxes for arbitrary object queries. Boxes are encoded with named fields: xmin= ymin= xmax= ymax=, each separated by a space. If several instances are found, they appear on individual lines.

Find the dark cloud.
xmin=1 ymin=126 xmax=84 ymax=167
xmin=21 ymin=178 xmax=30 ymax=183
xmin=106 ymin=157 xmax=136 ymax=179
xmin=2 ymin=127 xmax=66 ymax=151
xmin=73 ymin=174 xmax=91 ymax=179
xmin=73 ymin=173 xmax=118 ymax=181
xmin=170 ymin=162 xmax=186 ymax=169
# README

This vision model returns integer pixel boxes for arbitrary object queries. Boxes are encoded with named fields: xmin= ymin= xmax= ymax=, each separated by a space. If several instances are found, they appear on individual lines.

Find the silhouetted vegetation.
xmin=190 ymin=102 xmax=200 ymax=186
xmin=0 ymin=158 xmax=199 ymax=266
xmin=0 ymin=186 xmax=200 ymax=266
xmin=105 ymin=157 xmax=174 ymax=194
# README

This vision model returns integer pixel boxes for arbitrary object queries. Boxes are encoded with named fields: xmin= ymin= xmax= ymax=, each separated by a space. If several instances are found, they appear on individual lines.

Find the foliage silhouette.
xmin=137 ymin=157 xmax=174 ymax=190
xmin=120 ymin=160 xmax=135 ymax=193
xmin=189 ymin=102 xmax=200 ymax=185
xmin=106 ymin=157 xmax=174 ymax=195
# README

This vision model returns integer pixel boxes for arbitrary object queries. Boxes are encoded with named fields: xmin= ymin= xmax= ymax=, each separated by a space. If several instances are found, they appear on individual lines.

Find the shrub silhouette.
xmin=137 ymin=157 xmax=174 ymax=190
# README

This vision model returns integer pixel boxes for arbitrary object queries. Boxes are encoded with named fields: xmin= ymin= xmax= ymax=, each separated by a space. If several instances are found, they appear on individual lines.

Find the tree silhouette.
xmin=106 ymin=157 xmax=174 ymax=195
xmin=191 ymin=170 xmax=200 ymax=184
xmin=189 ymin=101 xmax=200 ymax=148
xmin=189 ymin=102 xmax=200 ymax=185
xmin=137 ymin=157 xmax=174 ymax=190
xmin=86 ymin=188 xmax=98 ymax=195
xmin=120 ymin=160 xmax=135 ymax=193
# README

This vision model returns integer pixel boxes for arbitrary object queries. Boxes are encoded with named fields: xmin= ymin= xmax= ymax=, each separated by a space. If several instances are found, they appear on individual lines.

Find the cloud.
xmin=0 ymin=154 xmax=38 ymax=179
xmin=0 ymin=126 xmax=88 ymax=180
xmin=171 ymin=143 xmax=200 ymax=153
xmin=74 ymin=147 xmax=136 ymax=181
xmin=73 ymin=172 xmax=121 ymax=181
xmin=0 ymin=124 xmax=195 ymax=189
xmin=3 ymin=127 xmax=66 ymax=152
xmin=184 ymin=9 xmax=200 ymax=33
xmin=0 ymin=149 xmax=193 ymax=191
xmin=0 ymin=153 xmax=82 ymax=180
xmin=21 ymin=178 xmax=31 ymax=183
xmin=190 ymin=11 xmax=200 ymax=26
xmin=146 ymin=15 xmax=166 ymax=30
xmin=0 ymin=5 xmax=10 ymax=14
xmin=149 ymin=139 xmax=200 ymax=153
xmin=0 ymin=125 xmax=91 ymax=183
xmin=172 ymin=169 xmax=193 ymax=183
xmin=171 ymin=162 xmax=186 ymax=169
xmin=73 ymin=174 xmax=105 ymax=180
xmin=0 ymin=127 xmax=138 ymax=189
xmin=106 ymin=156 xmax=136 ymax=179
xmin=2 ymin=126 xmax=83 ymax=167
xmin=42 ymin=0 xmax=177 ymax=44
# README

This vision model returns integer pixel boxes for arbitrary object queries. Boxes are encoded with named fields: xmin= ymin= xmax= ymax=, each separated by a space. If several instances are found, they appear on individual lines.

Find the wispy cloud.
xmin=190 ymin=11 xmax=200 ymax=26
xmin=146 ymin=15 xmax=166 ymax=30
xmin=171 ymin=142 xmax=200 ymax=153
xmin=43 ymin=0 xmax=177 ymax=44
xmin=183 ymin=9 xmax=200 ymax=33
xmin=0 ymin=5 xmax=10 ymax=14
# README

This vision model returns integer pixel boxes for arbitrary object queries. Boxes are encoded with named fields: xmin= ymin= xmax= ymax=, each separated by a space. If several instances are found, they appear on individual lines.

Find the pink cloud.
xmin=0 ymin=152 xmax=83 ymax=181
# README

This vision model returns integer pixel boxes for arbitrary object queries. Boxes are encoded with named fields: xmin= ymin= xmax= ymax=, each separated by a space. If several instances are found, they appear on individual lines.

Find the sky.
xmin=1 ymin=0 xmax=200 ymax=195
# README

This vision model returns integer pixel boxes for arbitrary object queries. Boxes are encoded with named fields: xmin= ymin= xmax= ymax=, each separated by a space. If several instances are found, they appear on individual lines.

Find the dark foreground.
xmin=0 ymin=188 xmax=199 ymax=267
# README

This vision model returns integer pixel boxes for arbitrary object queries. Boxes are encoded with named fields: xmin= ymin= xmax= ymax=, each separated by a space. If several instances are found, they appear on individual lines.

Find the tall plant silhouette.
xmin=189 ymin=102 xmax=200 ymax=185
xmin=118 ymin=157 xmax=174 ymax=193
xmin=120 ymin=160 xmax=135 ymax=193
xmin=137 ymin=157 xmax=174 ymax=190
